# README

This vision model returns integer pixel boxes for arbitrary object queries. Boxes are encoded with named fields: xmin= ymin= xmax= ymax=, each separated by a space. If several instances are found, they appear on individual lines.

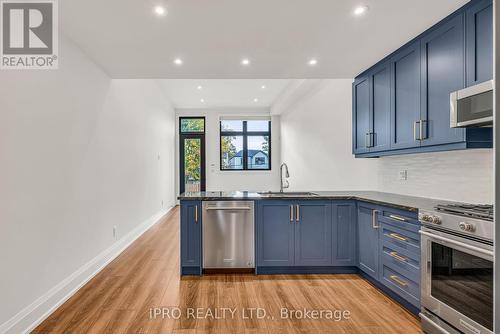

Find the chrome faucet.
xmin=280 ymin=163 xmax=290 ymax=193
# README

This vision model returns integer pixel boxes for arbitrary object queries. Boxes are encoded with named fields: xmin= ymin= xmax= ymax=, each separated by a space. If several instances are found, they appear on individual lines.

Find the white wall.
xmin=175 ymin=109 xmax=281 ymax=194
xmin=279 ymin=79 xmax=494 ymax=204
xmin=377 ymin=150 xmax=493 ymax=203
xmin=280 ymin=80 xmax=379 ymax=191
xmin=0 ymin=36 xmax=176 ymax=330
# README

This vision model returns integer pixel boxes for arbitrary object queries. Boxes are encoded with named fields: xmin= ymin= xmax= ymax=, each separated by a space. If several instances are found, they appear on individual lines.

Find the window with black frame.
xmin=220 ymin=118 xmax=271 ymax=170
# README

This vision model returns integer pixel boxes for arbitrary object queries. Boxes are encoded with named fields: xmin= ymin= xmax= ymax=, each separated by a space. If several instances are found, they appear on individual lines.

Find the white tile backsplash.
xmin=377 ymin=149 xmax=493 ymax=204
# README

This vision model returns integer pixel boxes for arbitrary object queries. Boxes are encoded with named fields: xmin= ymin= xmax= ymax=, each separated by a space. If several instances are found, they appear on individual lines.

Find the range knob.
xmin=459 ymin=222 xmax=475 ymax=232
xmin=420 ymin=214 xmax=430 ymax=222
xmin=430 ymin=216 xmax=441 ymax=225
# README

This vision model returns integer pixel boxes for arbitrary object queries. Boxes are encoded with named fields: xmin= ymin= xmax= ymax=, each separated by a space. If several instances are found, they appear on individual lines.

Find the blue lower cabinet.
xmin=332 ymin=202 xmax=357 ymax=266
xmin=257 ymin=200 xmax=355 ymax=271
xmin=294 ymin=201 xmax=332 ymax=266
xmin=357 ymin=203 xmax=380 ymax=280
xmin=377 ymin=208 xmax=421 ymax=309
xmin=256 ymin=201 xmax=295 ymax=267
xmin=180 ymin=200 xmax=202 ymax=275
xmin=380 ymin=265 xmax=420 ymax=308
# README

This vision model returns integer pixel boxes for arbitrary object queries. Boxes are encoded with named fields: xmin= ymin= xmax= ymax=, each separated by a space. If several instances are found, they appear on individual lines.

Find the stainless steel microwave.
xmin=450 ymin=80 xmax=494 ymax=128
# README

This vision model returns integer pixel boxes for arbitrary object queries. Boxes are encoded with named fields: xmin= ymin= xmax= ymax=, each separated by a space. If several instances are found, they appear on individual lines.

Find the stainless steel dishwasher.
xmin=202 ymin=201 xmax=255 ymax=269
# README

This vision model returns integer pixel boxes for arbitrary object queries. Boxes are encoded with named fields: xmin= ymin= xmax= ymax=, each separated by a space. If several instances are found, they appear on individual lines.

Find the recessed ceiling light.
xmin=308 ymin=58 xmax=318 ymax=66
xmin=197 ymin=85 xmax=203 ymax=90
xmin=173 ymin=58 xmax=183 ymax=65
xmin=200 ymin=98 xmax=205 ymax=103
xmin=154 ymin=5 xmax=167 ymax=16
xmin=241 ymin=58 xmax=251 ymax=66
xmin=353 ymin=5 xmax=368 ymax=16
xmin=253 ymin=98 xmax=259 ymax=102
xmin=261 ymin=85 xmax=266 ymax=89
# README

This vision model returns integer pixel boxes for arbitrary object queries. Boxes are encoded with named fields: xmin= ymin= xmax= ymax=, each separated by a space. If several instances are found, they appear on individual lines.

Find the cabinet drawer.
xmin=381 ymin=265 xmax=420 ymax=307
xmin=381 ymin=238 xmax=420 ymax=263
xmin=381 ymin=208 xmax=418 ymax=222
xmin=381 ymin=223 xmax=420 ymax=257
xmin=379 ymin=209 xmax=419 ymax=233
xmin=381 ymin=244 xmax=420 ymax=282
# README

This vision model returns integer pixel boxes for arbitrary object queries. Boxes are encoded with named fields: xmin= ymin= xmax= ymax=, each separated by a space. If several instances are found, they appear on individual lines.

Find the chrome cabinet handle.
xmin=372 ymin=210 xmax=380 ymax=229
xmin=290 ymin=205 xmax=294 ymax=222
xmin=389 ymin=214 xmax=407 ymax=222
xmin=365 ymin=132 xmax=374 ymax=148
xmin=389 ymin=275 xmax=408 ymax=287
xmin=389 ymin=251 xmax=408 ymax=262
xmin=450 ymin=92 xmax=458 ymax=127
xmin=205 ymin=206 xmax=251 ymax=210
xmin=389 ymin=233 xmax=407 ymax=242
xmin=414 ymin=121 xmax=421 ymax=141
xmin=420 ymin=119 xmax=427 ymax=140
xmin=296 ymin=205 xmax=300 ymax=223
xmin=195 ymin=205 xmax=198 ymax=223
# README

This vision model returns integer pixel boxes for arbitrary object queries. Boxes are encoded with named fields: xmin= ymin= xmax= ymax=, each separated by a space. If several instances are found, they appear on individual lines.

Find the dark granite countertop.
xmin=178 ymin=190 xmax=461 ymax=212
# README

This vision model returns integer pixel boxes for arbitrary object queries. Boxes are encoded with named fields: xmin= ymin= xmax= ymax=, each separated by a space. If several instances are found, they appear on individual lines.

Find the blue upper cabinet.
xmin=420 ymin=13 xmax=466 ymax=147
xmin=353 ymin=76 xmax=371 ymax=154
xmin=294 ymin=201 xmax=332 ymax=266
xmin=352 ymin=63 xmax=391 ymax=154
xmin=390 ymin=41 xmax=421 ymax=150
xmin=370 ymin=62 xmax=392 ymax=152
xmin=180 ymin=200 xmax=202 ymax=274
xmin=353 ymin=0 xmax=493 ymax=158
xmin=256 ymin=201 xmax=295 ymax=267
xmin=466 ymin=0 xmax=493 ymax=86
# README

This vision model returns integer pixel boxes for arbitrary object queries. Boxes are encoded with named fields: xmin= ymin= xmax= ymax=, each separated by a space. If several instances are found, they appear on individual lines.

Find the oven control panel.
xmin=419 ymin=209 xmax=493 ymax=241
xmin=419 ymin=213 xmax=441 ymax=225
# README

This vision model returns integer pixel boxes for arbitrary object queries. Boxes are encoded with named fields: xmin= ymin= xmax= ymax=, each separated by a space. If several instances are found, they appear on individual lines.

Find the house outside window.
xmin=220 ymin=118 xmax=271 ymax=170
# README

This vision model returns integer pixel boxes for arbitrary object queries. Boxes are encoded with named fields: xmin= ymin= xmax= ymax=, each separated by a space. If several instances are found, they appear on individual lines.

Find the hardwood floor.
xmin=33 ymin=206 xmax=423 ymax=334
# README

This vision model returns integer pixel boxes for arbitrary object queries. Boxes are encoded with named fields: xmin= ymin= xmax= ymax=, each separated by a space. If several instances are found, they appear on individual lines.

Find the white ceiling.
xmin=61 ymin=0 xmax=469 ymax=78
xmin=158 ymin=79 xmax=291 ymax=109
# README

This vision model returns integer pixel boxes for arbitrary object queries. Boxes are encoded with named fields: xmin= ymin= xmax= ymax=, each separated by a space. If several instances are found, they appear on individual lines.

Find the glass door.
xmin=430 ymin=242 xmax=493 ymax=331
xmin=179 ymin=117 xmax=206 ymax=194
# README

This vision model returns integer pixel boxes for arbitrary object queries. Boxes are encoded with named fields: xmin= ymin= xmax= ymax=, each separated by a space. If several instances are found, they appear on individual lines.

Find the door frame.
xmin=179 ymin=117 xmax=206 ymax=194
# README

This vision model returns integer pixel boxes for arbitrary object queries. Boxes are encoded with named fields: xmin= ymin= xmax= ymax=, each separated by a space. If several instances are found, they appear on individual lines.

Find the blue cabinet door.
xmin=370 ymin=62 xmax=392 ymax=153
xmin=256 ymin=201 xmax=295 ymax=267
xmin=420 ymin=13 xmax=466 ymax=146
xmin=466 ymin=0 xmax=493 ymax=86
xmin=332 ymin=202 xmax=357 ymax=266
xmin=353 ymin=76 xmax=371 ymax=154
xmin=390 ymin=41 xmax=422 ymax=150
xmin=294 ymin=201 xmax=332 ymax=266
xmin=357 ymin=203 xmax=379 ymax=279
xmin=180 ymin=201 xmax=202 ymax=270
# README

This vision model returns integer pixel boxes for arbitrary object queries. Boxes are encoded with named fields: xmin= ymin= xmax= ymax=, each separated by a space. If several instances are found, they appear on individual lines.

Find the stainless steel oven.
xmin=450 ymin=80 xmax=493 ymax=128
xmin=419 ymin=204 xmax=493 ymax=334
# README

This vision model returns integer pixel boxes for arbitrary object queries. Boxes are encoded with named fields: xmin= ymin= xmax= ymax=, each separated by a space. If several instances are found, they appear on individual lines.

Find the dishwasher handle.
xmin=205 ymin=206 xmax=252 ymax=211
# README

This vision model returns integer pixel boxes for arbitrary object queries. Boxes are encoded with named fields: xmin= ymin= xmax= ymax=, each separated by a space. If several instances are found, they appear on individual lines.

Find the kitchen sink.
xmin=258 ymin=191 xmax=319 ymax=197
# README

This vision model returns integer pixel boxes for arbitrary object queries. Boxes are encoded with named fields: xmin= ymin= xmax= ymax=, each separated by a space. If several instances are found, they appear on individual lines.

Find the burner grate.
xmin=435 ymin=203 xmax=493 ymax=221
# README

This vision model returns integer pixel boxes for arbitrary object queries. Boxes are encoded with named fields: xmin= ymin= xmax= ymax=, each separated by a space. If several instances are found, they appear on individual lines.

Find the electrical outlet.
xmin=398 ymin=170 xmax=408 ymax=181
xmin=161 ymin=200 xmax=164 ymax=207
xmin=113 ymin=225 xmax=117 ymax=239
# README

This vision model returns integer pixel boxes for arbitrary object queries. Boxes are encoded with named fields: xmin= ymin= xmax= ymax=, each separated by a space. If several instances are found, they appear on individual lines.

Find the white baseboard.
xmin=0 ymin=207 xmax=173 ymax=334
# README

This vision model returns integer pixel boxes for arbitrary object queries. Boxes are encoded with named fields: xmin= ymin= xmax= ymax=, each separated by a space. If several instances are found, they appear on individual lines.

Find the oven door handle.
xmin=419 ymin=230 xmax=493 ymax=257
